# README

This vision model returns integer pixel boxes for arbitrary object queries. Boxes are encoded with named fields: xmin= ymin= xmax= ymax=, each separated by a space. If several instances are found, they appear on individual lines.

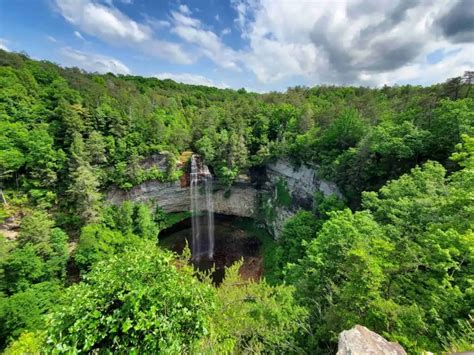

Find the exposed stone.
xmin=265 ymin=205 xmax=294 ymax=239
xmin=264 ymin=159 xmax=342 ymax=237
xmin=106 ymin=156 xmax=342 ymax=238
xmin=107 ymin=180 xmax=257 ymax=218
xmin=138 ymin=153 xmax=170 ymax=170
xmin=267 ymin=158 xmax=341 ymax=203
xmin=0 ymin=214 xmax=21 ymax=241
xmin=213 ymin=186 xmax=257 ymax=217
xmin=337 ymin=325 xmax=407 ymax=355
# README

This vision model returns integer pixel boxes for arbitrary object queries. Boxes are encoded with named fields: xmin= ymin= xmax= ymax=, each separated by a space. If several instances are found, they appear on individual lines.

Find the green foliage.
xmin=285 ymin=154 xmax=474 ymax=353
xmin=74 ymin=224 xmax=131 ymax=271
xmin=46 ymin=243 xmax=216 ymax=353
xmin=313 ymin=191 xmax=346 ymax=218
xmin=2 ymin=211 xmax=68 ymax=294
xmin=0 ymin=50 xmax=472 ymax=354
xmin=275 ymin=178 xmax=292 ymax=207
xmin=1 ymin=50 xmax=471 ymax=208
xmin=273 ymin=211 xmax=319 ymax=278
xmin=75 ymin=202 xmax=160 ymax=271
xmin=440 ymin=317 xmax=474 ymax=353
xmin=201 ymin=261 xmax=307 ymax=353
xmin=3 ymin=331 xmax=45 ymax=355
xmin=0 ymin=282 xmax=63 ymax=347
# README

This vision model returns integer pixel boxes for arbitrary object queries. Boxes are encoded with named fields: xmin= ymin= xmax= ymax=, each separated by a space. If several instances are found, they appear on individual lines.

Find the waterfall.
xmin=190 ymin=155 xmax=214 ymax=260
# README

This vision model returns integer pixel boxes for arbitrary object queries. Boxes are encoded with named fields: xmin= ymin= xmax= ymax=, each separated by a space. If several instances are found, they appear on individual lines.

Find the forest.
xmin=0 ymin=48 xmax=473 ymax=354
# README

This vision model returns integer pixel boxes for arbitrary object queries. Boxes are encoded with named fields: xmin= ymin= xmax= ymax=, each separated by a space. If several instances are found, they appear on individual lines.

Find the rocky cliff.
xmin=263 ymin=159 xmax=341 ymax=238
xmin=107 ymin=181 xmax=258 ymax=218
xmin=106 ymin=155 xmax=341 ymax=237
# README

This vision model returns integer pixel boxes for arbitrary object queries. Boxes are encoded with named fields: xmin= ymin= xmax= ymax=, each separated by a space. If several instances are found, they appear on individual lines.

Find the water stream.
xmin=190 ymin=154 xmax=214 ymax=260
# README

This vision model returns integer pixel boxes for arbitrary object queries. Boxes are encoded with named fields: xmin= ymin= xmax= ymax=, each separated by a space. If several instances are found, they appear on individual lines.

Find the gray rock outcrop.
xmin=107 ymin=181 xmax=258 ymax=218
xmin=267 ymin=159 xmax=340 ymax=207
xmin=337 ymin=325 xmax=407 ymax=355
xmin=106 ymin=155 xmax=342 ymax=237
xmin=264 ymin=159 xmax=341 ymax=238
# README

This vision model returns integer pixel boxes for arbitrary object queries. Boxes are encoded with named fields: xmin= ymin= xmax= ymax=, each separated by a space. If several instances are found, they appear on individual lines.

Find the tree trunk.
xmin=0 ymin=189 xmax=7 ymax=206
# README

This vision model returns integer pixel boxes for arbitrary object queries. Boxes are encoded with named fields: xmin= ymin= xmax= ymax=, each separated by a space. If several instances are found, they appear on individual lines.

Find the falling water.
xmin=190 ymin=154 xmax=214 ymax=260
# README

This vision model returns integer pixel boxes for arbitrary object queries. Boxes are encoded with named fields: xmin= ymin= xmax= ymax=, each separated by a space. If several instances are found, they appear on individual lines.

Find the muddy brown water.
xmin=158 ymin=215 xmax=263 ymax=284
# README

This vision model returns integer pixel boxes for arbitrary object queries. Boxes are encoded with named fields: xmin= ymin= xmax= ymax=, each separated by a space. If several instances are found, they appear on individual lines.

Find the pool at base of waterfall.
xmin=159 ymin=215 xmax=266 ymax=284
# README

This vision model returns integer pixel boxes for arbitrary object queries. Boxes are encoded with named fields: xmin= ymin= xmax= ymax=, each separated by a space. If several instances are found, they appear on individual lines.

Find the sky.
xmin=0 ymin=0 xmax=473 ymax=92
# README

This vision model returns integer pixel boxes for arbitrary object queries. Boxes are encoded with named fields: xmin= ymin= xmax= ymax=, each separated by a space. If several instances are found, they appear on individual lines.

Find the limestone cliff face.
xmin=263 ymin=159 xmax=341 ymax=238
xmin=106 ymin=156 xmax=341 ymax=237
xmin=107 ymin=152 xmax=257 ymax=218
xmin=107 ymin=181 xmax=258 ymax=218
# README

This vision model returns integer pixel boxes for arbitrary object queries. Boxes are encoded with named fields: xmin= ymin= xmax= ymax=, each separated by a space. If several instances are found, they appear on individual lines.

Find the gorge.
xmin=1 ymin=48 xmax=472 ymax=354
xmin=106 ymin=153 xmax=341 ymax=238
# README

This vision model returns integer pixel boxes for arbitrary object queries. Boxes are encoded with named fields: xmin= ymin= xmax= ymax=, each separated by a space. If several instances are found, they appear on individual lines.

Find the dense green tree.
xmin=0 ymin=49 xmax=472 ymax=354
xmin=74 ymin=224 xmax=131 ymax=271
xmin=203 ymin=262 xmax=307 ymax=353
xmin=133 ymin=204 xmax=158 ymax=240
xmin=286 ymin=152 xmax=474 ymax=353
xmin=47 ymin=243 xmax=216 ymax=353
xmin=0 ymin=282 xmax=63 ymax=347
xmin=2 ymin=211 xmax=68 ymax=294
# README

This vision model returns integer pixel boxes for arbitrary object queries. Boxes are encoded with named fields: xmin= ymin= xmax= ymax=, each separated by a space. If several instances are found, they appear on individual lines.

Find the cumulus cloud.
xmin=155 ymin=72 xmax=228 ymax=88
xmin=55 ymin=0 xmax=150 ymax=43
xmin=178 ymin=4 xmax=192 ymax=15
xmin=170 ymin=5 xmax=240 ymax=70
xmin=54 ymin=0 xmax=191 ymax=63
xmin=233 ymin=0 xmax=474 ymax=86
xmin=435 ymin=0 xmax=474 ymax=43
xmin=60 ymin=47 xmax=131 ymax=74
xmin=141 ymin=13 xmax=170 ymax=29
xmin=51 ymin=0 xmax=473 ymax=87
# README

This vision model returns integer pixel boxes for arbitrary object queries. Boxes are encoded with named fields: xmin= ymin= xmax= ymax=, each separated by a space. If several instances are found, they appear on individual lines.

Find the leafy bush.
xmin=201 ymin=261 xmax=307 ymax=353
xmin=0 ymin=282 xmax=63 ymax=347
xmin=46 ymin=243 xmax=216 ymax=353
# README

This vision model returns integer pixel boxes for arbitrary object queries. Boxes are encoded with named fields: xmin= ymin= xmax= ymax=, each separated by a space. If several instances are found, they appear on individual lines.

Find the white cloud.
xmin=54 ymin=0 xmax=191 ymax=64
xmin=171 ymin=7 xmax=240 ymax=70
xmin=55 ymin=0 xmax=150 ymax=43
xmin=142 ymin=13 xmax=171 ymax=29
xmin=373 ymin=43 xmax=474 ymax=86
xmin=60 ymin=47 xmax=131 ymax=74
xmin=46 ymin=35 xmax=58 ymax=43
xmin=50 ymin=0 xmax=473 ymax=89
xmin=232 ymin=0 xmax=474 ymax=86
xmin=74 ymin=31 xmax=85 ymax=41
xmin=155 ymin=72 xmax=228 ymax=88
xmin=178 ymin=4 xmax=191 ymax=15
xmin=0 ymin=39 xmax=9 ymax=51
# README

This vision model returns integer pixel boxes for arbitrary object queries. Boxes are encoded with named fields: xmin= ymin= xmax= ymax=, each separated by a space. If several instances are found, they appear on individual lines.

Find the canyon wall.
xmin=107 ymin=181 xmax=258 ymax=218
xmin=262 ymin=159 xmax=341 ymax=238
xmin=106 ymin=155 xmax=341 ymax=238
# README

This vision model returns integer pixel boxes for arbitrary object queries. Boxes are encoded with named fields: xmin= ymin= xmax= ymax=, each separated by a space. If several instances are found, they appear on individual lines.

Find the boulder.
xmin=337 ymin=325 xmax=407 ymax=355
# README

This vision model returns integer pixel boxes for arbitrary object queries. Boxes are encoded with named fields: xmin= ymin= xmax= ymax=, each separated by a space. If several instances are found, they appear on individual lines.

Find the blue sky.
xmin=0 ymin=0 xmax=472 ymax=92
